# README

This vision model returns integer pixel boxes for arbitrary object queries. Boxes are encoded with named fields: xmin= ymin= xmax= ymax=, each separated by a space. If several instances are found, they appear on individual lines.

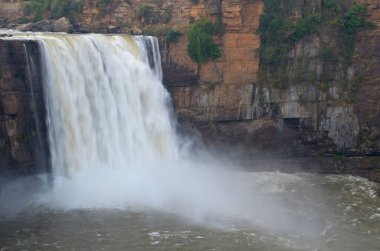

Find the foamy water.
xmin=0 ymin=32 xmax=379 ymax=250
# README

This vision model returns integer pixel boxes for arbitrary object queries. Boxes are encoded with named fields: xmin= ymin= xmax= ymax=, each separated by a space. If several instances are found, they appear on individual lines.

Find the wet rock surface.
xmin=0 ymin=40 xmax=50 ymax=175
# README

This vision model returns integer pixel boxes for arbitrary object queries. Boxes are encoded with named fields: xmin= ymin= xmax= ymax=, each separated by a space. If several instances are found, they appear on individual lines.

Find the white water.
xmin=1 ymin=32 xmax=380 ymax=250
xmin=37 ymin=34 xmax=178 ymax=176
xmin=2 ymin=33 xmax=329 ymax=244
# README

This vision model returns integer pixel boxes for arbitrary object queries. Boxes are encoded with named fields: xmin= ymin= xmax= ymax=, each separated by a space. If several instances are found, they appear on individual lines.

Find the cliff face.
xmin=159 ymin=1 xmax=379 ymax=159
xmin=0 ymin=40 xmax=49 ymax=175
xmin=0 ymin=0 xmax=379 ymax=179
xmin=79 ymin=0 xmax=380 ymax=180
xmin=0 ymin=0 xmax=23 ymax=24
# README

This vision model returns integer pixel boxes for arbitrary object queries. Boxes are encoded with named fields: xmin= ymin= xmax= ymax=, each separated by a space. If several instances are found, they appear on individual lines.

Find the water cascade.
xmin=33 ymin=34 xmax=179 ymax=176
xmin=1 ymin=32 xmax=379 ymax=251
xmin=3 ymin=33 xmax=321 ymax=226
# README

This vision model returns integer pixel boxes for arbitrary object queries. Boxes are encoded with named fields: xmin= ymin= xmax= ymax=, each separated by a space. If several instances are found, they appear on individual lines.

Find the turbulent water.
xmin=0 ymin=32 xmax=379 ymax=250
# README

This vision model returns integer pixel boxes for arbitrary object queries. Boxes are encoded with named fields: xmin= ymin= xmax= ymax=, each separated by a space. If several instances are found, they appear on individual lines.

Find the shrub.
xmin=164 ymin=29 xmax=182 ymax=43
xmin=318 ymin=47 xmax=333 ymax=62
xmin=187 ymin=17 xmax=221 ymax=63
xmin=341 ymin=4 xmax=370 ymax=67
xmin=261 ymin=46 xmax=277 ymax=65
xmin=322 ymin=0 xmax=340 ymax=20
xmin=25 ymin=0 xmax=83 ymax=22
xmin=292 ymin=14 xmax=321 ymax=41
xmin=27 ymin=0 xmax=51 ymax=21
xmin=141 ymin=28 xmax=182 ymax=43
xmin=343 ymin=4 xmax=367 ymax=35
xmin=137 ymin=4 xmax=152 ymax=21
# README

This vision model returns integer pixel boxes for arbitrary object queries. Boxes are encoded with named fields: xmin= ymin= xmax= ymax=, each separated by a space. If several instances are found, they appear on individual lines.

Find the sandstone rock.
xmin=15 ymin=23 xmax=33 ymax=32
xmin=32 ymin=19 xmax=53 ymax=32
xmin=52 ymin=17 xmax=72 ymax=33
xmin=131 ymin=27 xmax=142 ymax=35
xmin=107 ymin=25 xmax=118 ymax=33
xmin=120 ymin=27 xmax=131 ymax=34
xmin=205 ymin=0 xmax=221 ymax=15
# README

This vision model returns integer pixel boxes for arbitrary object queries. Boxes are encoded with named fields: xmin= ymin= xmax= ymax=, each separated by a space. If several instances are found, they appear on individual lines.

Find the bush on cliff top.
xmin=24 ymin=0 xmax=83 ymax=22
xmin=187 ymin=17 xmax=221 ymax=64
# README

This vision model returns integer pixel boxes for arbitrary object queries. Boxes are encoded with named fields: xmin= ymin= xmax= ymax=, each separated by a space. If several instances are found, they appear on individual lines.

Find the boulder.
xmin=15 ymin=23 xmax=33 ymax=32
xmin=131 ymin=27 xmax=142 ymax=35
xmin=52 ymin=17 xmax=72 ymax=33
xmin=32 ymin=19 xmax=53 ymax=32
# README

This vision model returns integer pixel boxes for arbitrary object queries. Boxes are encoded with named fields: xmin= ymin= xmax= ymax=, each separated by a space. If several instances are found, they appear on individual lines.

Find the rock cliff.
xmin=0 ymin=39 xmax=50 ymax=175
xmin=0 ymin=0 xmax=379 ymax=180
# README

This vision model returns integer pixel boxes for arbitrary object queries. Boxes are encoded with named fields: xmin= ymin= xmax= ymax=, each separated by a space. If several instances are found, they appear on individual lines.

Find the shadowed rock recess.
xmin=0 ymin=0 xmax=379 ymax=181
xmin=0 ymin=39 xmax=50 ymax=175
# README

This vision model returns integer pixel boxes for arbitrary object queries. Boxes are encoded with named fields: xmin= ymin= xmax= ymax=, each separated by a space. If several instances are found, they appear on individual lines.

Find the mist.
xmin=3 ymin=156 xmax=321 ymax=239
xmin=0 ymin=32 xmax=328 ymax=248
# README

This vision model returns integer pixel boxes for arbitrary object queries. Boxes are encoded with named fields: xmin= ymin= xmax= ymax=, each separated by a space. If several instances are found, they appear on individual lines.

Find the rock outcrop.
xmin=52 ymin=17 xmax=72 ymax=32
xmin=13 ymin=17 xmax=73 ymax=33
xmin=0 ymin=0 xmax=379 ymax=180
xmin=0 ymin=0 xmax=23 ymax=25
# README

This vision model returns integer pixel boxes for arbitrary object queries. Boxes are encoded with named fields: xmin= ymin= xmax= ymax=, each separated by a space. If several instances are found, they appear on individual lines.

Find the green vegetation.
xmin=142 ymin=28 xmax=182 ymax=43
xmin=23 ymin=0 xmax=83 ymax=22
xmin=187 ymin=17 xmax=222 ymax=64
xmin=343 ymin=4 xmax=368 ymax=35
xmin=333 ymin=153 xmax=349 ymax=161
xmin=259 ymin=1 xmax=322 ymax=68
xmin=341 ymin=4 xmax=370 ymax=66
xmin=99 ymin=0 xmax=111 ymax=7
xmin=345 ymin=75 xmax=363 ymax=103
xmin=14 ymin=71 xmax=26 ymax=81
xmin=137 ymin=4 xmax=153 ymax=21
xmin=164 ymin=29 xmax=182 ymax=43
xmin=292 ymin=14 xmax=321 ymax=41
xmin=318 ymin=47 xmax=333 ymax=62
xmin=137 ymin=4 xmax=171 ymax=24
xmin=258 ymin=0 xmax=374 ymax=91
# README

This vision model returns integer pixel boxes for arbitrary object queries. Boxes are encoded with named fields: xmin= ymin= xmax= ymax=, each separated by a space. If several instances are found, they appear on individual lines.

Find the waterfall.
xmin=24 ymin=43 xmax=50 ymax=173
xmin=19 ymin=34 xmax=179 ymax=176
xmin=1 ymin=33 xmax=332 ymax=240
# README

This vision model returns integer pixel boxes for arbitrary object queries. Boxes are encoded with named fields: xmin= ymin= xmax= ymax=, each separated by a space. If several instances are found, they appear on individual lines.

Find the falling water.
xmin=36 ymin=34 xmax=177 ymax=176
xmin=0 ymin=32 xmax=379 ymax=251
xmin=24 ymin=43 xmax=50 ymax=173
